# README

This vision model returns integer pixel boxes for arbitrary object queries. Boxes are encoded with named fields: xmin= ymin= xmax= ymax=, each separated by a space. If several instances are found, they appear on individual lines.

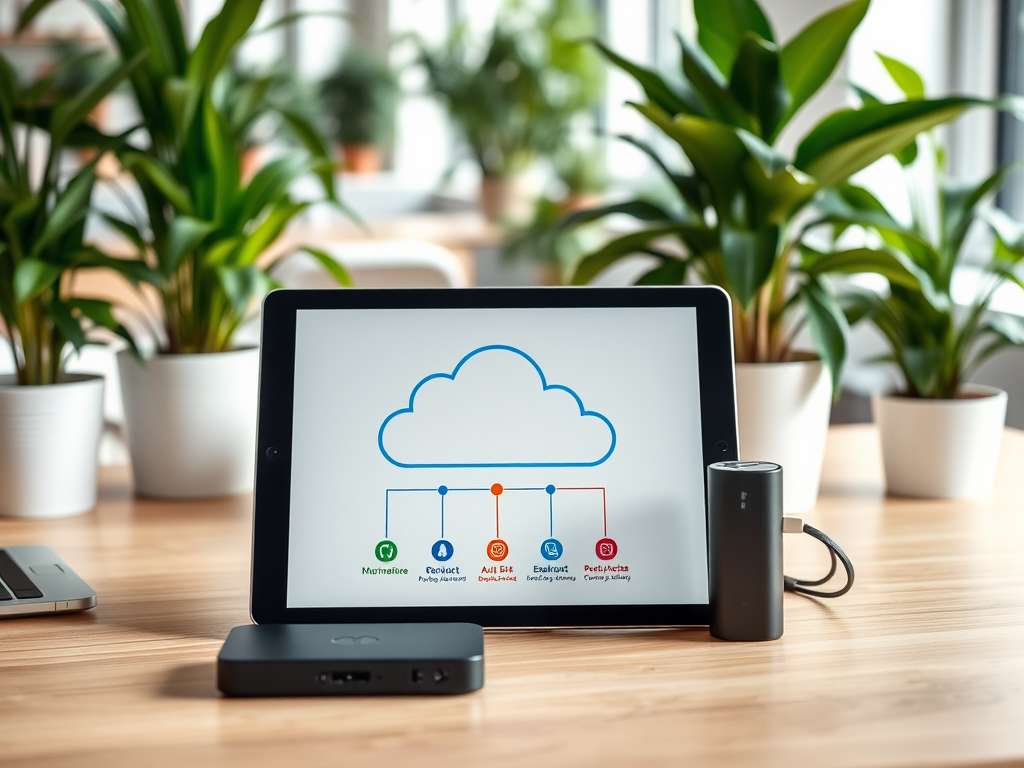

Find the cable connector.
xmin=782 ymin=515 xmax=803 ymax=534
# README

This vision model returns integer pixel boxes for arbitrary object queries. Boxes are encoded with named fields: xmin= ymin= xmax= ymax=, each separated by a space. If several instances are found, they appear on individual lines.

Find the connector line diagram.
xmin=377 ymin=483 xmax=617 ymax=564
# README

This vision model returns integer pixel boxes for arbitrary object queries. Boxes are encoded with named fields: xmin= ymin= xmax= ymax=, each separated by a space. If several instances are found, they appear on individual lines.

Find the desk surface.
xmin=2 ymin=425 xmax=1023 ymax=768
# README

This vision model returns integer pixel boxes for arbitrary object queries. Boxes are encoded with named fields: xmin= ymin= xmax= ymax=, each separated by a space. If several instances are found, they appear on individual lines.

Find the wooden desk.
xmin=2 ymin=425 xmax=1023 ymax=767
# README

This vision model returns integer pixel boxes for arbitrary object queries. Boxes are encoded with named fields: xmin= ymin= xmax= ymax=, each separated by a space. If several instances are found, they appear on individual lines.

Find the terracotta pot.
xmin=478 ymin=174 xmax=532 ymax=224
xmin=0 ymin=374 xmax=104 ymax=518
xmin=873 ymin=384 xmax=1007 ymax=498
xmin=118 ymin=348 xmax=259 ymax=498
xmin=341 ymin=144 xmax=381 ymax=174
xmin=734 ymin=355 xmax=832 ymax=512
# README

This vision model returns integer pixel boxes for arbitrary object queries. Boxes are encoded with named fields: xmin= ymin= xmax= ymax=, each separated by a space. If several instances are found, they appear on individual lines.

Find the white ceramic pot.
xmin=873 ymin=384 xmax=1007 ymax=499
xmin=117 ymin=348 xmax=259 ymax=498
xmin=0 ymin=374 xmax=104 ymax=518
xmin=735 ymin=356 xmax=832 ymax=513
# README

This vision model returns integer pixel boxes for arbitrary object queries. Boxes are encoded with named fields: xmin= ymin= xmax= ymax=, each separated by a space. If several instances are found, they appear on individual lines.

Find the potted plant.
xmin=502 ymin=142 xmax=608 ymax=285
xmin=418 ymin=0 xmax=603 ymax=222
xmin=321 ymin=46 xmax=399 ymax=174
xmin=562 ymin=0 xmax=1021 ymax=510
xmin=221 ymin=62 xmax=327 ymax=180
xmin=21 ymin=0 xmax=351 ymax=499
xmin=824 ymin=58 xmax=1024 ymax=498
xmin=0 ymin=50 xmax=149 ymax=517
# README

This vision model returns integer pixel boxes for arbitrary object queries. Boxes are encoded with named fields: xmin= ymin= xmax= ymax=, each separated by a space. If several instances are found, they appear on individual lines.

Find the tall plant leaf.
xmin=779 ymin=0 xmax=870 ymax=132
xmin=728 ymin=34 xmax=789 ymax=139
xmin=795 ymin=98 xmax=989 ymax=187
xmin=719 ymin=222 xmax=780 ymax=308
xmin=694 ymin=0 xmax=774 ymax=77
xmin=799 ymin=278 xmax=849 ymax=395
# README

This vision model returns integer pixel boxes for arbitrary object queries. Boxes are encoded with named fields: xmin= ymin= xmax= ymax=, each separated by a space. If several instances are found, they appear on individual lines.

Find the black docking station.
xmin=217 ymin=622 xmax=484 ymax=697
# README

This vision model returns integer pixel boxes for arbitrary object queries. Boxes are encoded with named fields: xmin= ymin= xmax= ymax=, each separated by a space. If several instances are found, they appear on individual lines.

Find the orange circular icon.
xmin=487 ymin=539 xmax=508 ymax=561
xmin=490 ymin=483 xmax=503 ymax=496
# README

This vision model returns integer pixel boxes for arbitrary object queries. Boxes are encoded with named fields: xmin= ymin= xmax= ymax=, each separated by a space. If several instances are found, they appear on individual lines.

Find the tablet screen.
xmin=286 ymin=307 xmax=709 ymax=609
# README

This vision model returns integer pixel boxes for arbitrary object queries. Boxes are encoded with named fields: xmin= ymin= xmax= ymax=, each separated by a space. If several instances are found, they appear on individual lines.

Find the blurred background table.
xmin=1 ymin=424 xmax=1023 ymax=768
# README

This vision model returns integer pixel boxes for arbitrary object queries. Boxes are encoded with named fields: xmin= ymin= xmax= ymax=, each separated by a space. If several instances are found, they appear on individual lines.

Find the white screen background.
xmin=286 ymin=307 xmax=709 ymax=608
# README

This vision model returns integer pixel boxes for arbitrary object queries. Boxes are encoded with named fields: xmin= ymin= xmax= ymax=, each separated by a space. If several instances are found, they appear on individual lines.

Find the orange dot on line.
xmin=490 ymin=483 xmax=503 ymax=496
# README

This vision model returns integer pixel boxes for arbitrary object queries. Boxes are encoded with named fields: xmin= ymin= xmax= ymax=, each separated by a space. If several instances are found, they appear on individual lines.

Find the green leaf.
xmin=678 ymin=33 xmax=754 ymax=130
xmin=801 ymin=246 xmax=926 ymax=289
xmin=186 ymin=0 xmax=262 ymax=90
xmin=559 ymin=199 xmax=675 ymax=230
xmin=49 ymin=50 xmax=147 ymax=148
xmin=48 ymin=297 xmax=87 ymax=352
xmin=632 ymin=104 xmax=747 ymax=219
xmin=277 ymin=109 xmax=336 ymax=199
xmin=694 ymin=0 xmax=774 ymax=77
xmin=16 ymin=0 xmax=58 ymax=32
xmin=795 ymin=98 xmax=981 ymax=188
xmin=572 ymin=223 xmax=715 ymax=285
xmin=101 ymin=213 xmax=147 ymax=252
xmin=893 ymin=138 xmax=918 ymax=166
xmin=728 ymin=34 xmax=789 ymax=139
xmin=780 ymin=0 xmax=870 ymax=128
xmin=28 ymin=168 xmax=96 ymax=260
xmin=943 ymin=163 xmax=1022 ymax=259
xmin=799 ymin=278 xmax=849 ymax=396
xmin=719 ymin=222 xmax=780 ymax=308
xmin=297 ymin=246 xmax=353 ymax=287
xmin=201 ymin=95 xmax=240 ymax=224
xmin=635 ymin=257 xmax=689 ymax=285
xmin=877 ymin=53 xmax=925 ymax=99
xmin=14 ymin=258 xmax=63 ymax=303
xmin=593 ymin=39 xmax=701 ymax=116
xmin=216 ymin=265 xmax=269 ymax=316
xmin=123 ymin=152 xmax=194 ymax=215
xmin=615 ymin=134 xmax=707 ymax=213
xmin=231 ymin=201 xmax=307 ymax=266
xmin=163 ymin=216 xmax=216 ymax=277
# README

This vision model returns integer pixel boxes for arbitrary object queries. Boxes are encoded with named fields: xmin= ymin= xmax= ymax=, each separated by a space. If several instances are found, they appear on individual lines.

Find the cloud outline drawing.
xmin=377 ymin=344 xmax=616 ymax=468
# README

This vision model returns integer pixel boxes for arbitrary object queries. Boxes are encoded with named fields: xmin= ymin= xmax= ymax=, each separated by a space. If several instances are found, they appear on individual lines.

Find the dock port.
xmin=320 ymin=671 xmax=370 ymax=684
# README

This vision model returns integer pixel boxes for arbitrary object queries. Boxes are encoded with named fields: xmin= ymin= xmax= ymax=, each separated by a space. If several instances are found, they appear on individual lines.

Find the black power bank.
xmin=217 ymin=623 xmax=484 ymax=696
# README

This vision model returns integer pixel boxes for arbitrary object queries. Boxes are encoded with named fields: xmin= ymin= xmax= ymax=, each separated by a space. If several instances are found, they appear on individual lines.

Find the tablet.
xmin=251 ymin=287 xmax=737 ymax=627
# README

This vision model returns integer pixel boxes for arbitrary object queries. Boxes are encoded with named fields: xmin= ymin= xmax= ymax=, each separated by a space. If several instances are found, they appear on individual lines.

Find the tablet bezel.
xmin=251 ymin=287 xmax=737 ymax=627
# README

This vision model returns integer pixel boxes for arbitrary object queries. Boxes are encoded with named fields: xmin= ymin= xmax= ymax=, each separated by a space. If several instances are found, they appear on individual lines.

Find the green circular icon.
xmin=375 ymin=540 xmax=398 ymax=562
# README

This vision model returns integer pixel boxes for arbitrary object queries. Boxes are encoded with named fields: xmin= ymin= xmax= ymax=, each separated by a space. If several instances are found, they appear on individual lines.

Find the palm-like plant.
xmin=19 ymin=0 xmax=350 ymax=354
xmin=418 ymin=0 xmax=603 ymax=179
xmin=0 ymin=50 xmax=151 ymax=384
xmin=565 ymin=0 xmax=1023 ymax=391
xmin=817 ymin=58 xmax=1024 ymax=399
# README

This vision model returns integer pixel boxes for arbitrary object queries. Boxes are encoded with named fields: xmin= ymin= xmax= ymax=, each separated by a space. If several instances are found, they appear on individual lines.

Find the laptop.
xmin=0 ymin=546 xmax=97 ymax=618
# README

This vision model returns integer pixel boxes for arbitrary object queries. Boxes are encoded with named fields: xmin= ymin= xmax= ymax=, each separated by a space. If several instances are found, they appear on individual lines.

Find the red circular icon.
xmin=595 ymin=538 xmax=618 ymax=560
xmin=487 ymin=539 xmax=509 ymax=561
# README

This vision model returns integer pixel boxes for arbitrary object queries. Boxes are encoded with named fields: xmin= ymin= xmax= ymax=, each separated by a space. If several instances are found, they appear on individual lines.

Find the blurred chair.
xmin=271 ymin=239 xmax=470 ymax=289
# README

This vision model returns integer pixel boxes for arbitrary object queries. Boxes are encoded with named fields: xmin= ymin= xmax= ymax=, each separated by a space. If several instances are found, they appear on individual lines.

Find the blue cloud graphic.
xmin=377 ymin=345 xmax=616 ymax=468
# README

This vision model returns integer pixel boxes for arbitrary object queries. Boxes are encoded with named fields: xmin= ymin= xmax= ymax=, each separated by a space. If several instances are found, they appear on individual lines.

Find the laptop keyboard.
xmin=0 ymin=550 xmax=44 ymax=600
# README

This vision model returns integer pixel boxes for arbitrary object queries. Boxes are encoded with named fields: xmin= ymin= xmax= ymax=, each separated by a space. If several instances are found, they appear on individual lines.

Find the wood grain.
xmin=1 ymin=425 xmax=1023 ymax=768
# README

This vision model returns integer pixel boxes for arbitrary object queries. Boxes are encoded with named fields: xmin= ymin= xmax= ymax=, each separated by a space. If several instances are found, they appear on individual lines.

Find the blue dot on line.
xmin=438 ymin=485 xmax=448 ymax=496
xmin=545 ymin=485 xmax=556 ymax=495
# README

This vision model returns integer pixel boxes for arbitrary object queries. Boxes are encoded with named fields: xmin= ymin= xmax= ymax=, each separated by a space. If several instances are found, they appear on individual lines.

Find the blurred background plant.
xmin=820 ymin=56 xmax=1024 ymax=399
xmin=502 ymin=140 xmax=608 ymax=284
xmin=219 ymin=62 xmax=326 ymax=179
xmin=417 ymin=0 xmax=603 ymax=220
xmin=18 ymin=0 xmax=350 ymax=355
xmin=0 ymin=48 xmax=150 ymax=384
xmin=320 ymin=45 xmax=399 ymax=174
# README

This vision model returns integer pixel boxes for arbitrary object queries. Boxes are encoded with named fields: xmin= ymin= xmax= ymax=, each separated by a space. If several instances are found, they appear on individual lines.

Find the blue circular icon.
xmin=432 ymin=539 xmax=454 ymax=561
xmin=545 ymin=484 xmax=556 ymax=495
xmin=438 ymin=485 xmax=448 ymax=496
xmin=540 ymin=538 xmax=563 ymax=560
